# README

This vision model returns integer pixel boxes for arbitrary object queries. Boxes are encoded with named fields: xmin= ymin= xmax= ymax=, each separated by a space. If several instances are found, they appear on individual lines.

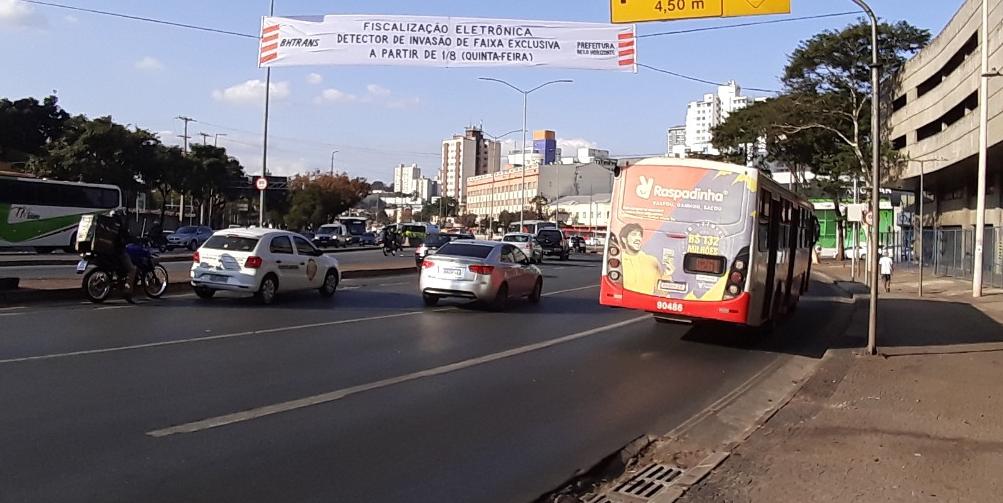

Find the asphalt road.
xmin=0 ymin=256 xmax=850 ymax=503
xmin=0 ymin=249 xmax=414 ymax=281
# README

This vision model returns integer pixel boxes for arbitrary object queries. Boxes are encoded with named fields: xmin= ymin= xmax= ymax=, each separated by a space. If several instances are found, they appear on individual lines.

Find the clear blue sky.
xmin=0 ymin=0 xmax=962 ymax=183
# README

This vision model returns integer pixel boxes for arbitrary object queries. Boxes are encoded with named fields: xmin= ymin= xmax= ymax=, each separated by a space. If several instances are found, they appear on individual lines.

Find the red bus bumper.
xmin=599 ymin=277 xmax=750 ymax=325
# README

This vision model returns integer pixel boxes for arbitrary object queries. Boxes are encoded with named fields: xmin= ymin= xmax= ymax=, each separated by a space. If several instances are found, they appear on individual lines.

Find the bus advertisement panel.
xmin=1 ymin=176 xmax=122 ymax=251
xmin=601 ymin=159 xmax=757 ymax=323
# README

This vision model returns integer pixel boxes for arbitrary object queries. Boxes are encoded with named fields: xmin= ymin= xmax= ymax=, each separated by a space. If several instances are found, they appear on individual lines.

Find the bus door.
xmin=783 ymin=202 xmax=800 ymax=306
xmin=760 ymin=193 xmax=782 ymax=321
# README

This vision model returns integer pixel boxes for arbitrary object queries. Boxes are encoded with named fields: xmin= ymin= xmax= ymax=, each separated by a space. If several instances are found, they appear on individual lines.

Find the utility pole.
xmin=214 ymin=133 xmax=227 ymax=147
xmin=851 ymin=0 xmax=881 ymax=356
xmin=260 ymin=0 xmax=276 ymax=228
xmin=198 ymin=132 xmax=211 ymax=145
xmin=175 ymin=116 xmax=195 ymax=154
xmin=974 ymin=0 xmax=994 ymax=298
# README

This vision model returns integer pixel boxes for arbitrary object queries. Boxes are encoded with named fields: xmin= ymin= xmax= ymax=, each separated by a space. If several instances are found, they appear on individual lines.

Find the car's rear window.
xmin=436 ymin=243 xmax=493 ymax=259
xmin=203 ymin=235 xmax=258 ymax=252
xmin=424 ymin=234 xmax=451 ymax=247
xmin=537 ymin=230 xmax=562 ymax=241
xmin=503 ymin=235 xmax=530 ymax=243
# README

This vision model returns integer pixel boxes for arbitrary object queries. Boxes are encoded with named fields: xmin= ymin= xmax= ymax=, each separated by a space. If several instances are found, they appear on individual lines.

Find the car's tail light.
xmin=192 ymin=251 xmax=200 ymax=263
xmin=422 ymin=259 xmax=435 ymax=269
xmin=244 ymin=256 xmax=263 ymax=269
xmin=469 ymin=265 xmax=495 ymax=275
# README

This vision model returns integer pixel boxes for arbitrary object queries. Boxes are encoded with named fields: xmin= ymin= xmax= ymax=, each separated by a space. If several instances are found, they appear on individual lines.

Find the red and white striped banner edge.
xmin=259 ymin=23 xmax=280 ymax=67
xmin=617 ymin=27 xmax=637 ymax=72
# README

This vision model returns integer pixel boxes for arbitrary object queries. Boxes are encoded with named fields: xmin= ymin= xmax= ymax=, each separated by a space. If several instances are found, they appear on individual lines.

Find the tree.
xmin=284 ymin=173 xmax=371 ymax=230
xmin=185 ymin=144 xmax=247 ymax=227
xmin=141 ymin=145 xmax=191 ymax=222
xmin=0 ymin=95 xmax=70 ymax=162
xmin=497 ymin=210 xmax=518 ymax=232
xmin=29 ymin=116 xmax=159 ymax=194
xmin=711 ymin=20 xmax=929 ymax=260
xmin=457 ymin=214 xmax=478 ymax=229
xmin=529 ymin=195 xmax=549 ymax=220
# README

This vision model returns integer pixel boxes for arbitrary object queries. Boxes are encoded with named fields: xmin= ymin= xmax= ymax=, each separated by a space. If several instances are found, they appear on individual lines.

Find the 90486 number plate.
xmin=656 ymin=301 xmax=684 ymax=313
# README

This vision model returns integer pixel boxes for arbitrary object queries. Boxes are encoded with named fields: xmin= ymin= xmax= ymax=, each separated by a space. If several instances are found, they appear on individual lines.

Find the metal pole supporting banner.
xmin=521 ymin=92 xmax=528 ymax=227
xmin=919 ymin=164 xmax=924 ymax=297
xmin=974 ymin=0 xmax=990 ymax=297
xmin=852 ymin=177 xmax=859 ymax=281
xmin=259 ymin=0 xmax=275 ymax=228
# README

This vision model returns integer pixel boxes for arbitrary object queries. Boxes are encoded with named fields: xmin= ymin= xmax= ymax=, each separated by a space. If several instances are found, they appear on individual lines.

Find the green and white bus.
xmin=0 ymin=174 xmax=122 ymax=252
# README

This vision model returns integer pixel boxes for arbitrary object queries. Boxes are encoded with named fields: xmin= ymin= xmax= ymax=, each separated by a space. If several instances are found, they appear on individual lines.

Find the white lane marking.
xmin=147 ymin=315 xmax=649 ymax=437
xmin=543 ymin=284 xmax=598 ymax=297
xmin=341 ymin=286 xmax=362 ymax=290
xmin=0 ymin=311 xmax=426 ymax=365
xmin=0 ymin=313 xmax=25 ymax=317
xmin=95 ymin=305 xmax=133 ymax=311
xmin=377 ymin=281 xmax=410 ymax=287
xmin=799 ymin=296 xmax=856 ymax=305
xmin=0 ymin=307 xmax=26 ymax=312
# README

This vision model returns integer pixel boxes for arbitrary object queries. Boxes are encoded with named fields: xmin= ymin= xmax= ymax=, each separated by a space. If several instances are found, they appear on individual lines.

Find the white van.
xmin=314 ymin=223 xmax=350 ymax=248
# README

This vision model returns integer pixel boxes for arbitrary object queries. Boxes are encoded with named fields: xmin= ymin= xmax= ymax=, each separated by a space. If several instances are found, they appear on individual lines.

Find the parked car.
xmin=502 ymin=233 xmax=544 ymax=264
xmin=190 ymin=228 xmax=340 ymax=305
xmin=535 ymin=228 xmax=570 ymax=261
xmin=419 ymin=240 xmax=542 ymax=310
xmin=312 ymin=223 xmax=349 ymax=248
xmin=167 ymin=225 xmax=213 ymax=251
xmin=414 ymin=232 xmax=475 ymax=267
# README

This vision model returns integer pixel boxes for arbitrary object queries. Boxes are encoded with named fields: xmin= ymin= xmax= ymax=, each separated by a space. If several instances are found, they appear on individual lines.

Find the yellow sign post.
xmin=611 ymin=0 xmax=790 ymax=24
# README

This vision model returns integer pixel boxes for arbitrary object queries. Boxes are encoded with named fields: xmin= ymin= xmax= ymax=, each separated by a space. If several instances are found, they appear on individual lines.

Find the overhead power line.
xmin=637 ymin=11 xmax=861 ymax=39
xmin=22 ymin=0 xmax=258 ymax=39
xmin=638 ymin=64 xmax=780 ymax=94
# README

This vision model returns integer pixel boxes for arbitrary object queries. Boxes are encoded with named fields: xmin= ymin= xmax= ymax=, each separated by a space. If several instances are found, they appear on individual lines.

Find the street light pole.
xmin=851 ymin=0 xmax=881 ymax=356
xmin=330 ymin=150 xmax=339 ymax=176
xmin=478 ymin=77 xmax=573 ymax=228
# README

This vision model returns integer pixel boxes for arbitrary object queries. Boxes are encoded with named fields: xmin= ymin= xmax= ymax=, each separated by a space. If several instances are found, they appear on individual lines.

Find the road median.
xmin=0 ymin=246 xmax=381 ymax=268
xmin=0 ymin=262 xmax=415 ymax=305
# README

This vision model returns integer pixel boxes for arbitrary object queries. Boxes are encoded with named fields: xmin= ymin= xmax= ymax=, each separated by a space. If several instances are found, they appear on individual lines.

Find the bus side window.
xmin=757 ymin=190 xmax=771 ymax=252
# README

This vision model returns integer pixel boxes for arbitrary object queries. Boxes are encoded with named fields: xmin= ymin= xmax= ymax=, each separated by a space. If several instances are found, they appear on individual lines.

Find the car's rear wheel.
xmin=490 ymin=283 xmax=509 ymax=311
xmin=422 ymin=293 xmax=439 ymax=307
xmin=319 ymin=269 xmax=339 ymax=298
xmin=187 ymin=240 xmax=197 ymax=251
xmin=529 ymin=278 xmax=543 ymax=304
xmin=193 ymin=286 xmax=216 ymax=300
xmin=256 ymin=274 xmax=278 ymax=305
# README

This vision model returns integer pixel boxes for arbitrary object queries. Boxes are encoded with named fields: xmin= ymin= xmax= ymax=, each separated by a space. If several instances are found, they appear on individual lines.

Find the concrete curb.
xmin=0 ymin=265 xmax=415 ymax=305
xmin=0 ymin=246 xmax=382 ymax=268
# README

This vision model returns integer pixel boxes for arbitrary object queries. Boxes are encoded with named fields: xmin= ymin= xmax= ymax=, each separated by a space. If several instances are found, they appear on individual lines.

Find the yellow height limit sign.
xmin=611 ymin=0 xmax=790 ymax=23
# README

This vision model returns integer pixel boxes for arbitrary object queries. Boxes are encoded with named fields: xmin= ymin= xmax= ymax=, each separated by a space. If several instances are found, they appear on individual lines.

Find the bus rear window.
xmin=618 ymin=164 xmax=748 ymax=226
xmin=203 ymin=235 xmax=258 ymax=252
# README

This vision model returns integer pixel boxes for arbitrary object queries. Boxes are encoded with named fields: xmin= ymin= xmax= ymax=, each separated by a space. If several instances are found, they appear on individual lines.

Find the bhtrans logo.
xmin=635 ymin=176 xmax=726 ymax=202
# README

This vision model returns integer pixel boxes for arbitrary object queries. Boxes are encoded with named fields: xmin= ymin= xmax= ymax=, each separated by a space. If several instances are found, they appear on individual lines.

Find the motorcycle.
xmin=382 ymin=236 xmax=402 ymax=256
xmin=77 ymin=241 xmax=169 ymax=303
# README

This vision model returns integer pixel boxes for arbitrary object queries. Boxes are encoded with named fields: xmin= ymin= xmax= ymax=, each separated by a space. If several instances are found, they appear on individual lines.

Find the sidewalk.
xmin=678 ymin=261 xmax=1003 ymax=503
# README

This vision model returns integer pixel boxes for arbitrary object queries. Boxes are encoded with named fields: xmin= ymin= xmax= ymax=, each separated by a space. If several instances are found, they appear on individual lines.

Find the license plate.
xmin=75 ymin=260 xmax=88 ymax=273
xmin=204 ymin=274 xmax=227 ymax=283
xmin=441 ymin=267 xmax=462 ymax=278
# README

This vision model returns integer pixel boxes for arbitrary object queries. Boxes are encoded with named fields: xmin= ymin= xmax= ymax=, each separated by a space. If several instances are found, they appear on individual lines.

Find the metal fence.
xmin=913 ymin=227 xmax=1003 ymax=289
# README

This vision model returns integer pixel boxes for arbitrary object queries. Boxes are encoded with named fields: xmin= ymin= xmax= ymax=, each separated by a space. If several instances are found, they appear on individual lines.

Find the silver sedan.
xmin=418 ymin=240 xmax=543 ymax=310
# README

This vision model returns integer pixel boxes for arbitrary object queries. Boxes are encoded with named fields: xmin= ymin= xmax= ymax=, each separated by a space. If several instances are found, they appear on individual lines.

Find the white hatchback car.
xmin=190 ymin=228 xmax=341 ymax=304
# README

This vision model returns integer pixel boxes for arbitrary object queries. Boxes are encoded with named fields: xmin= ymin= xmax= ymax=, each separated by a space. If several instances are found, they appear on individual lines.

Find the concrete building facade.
xmin=465 ymin=162 xmax=613 ymax=220
xmin=890 ymin=0 xmax=1003 ymax=231
xmin=439 ymin=127 xmax=501 ymax=206
xmin=684 ymin=81 xmax=752 ymax=156
xmin=667 ymin=125 xmax=687 ymax=157
xmin=393 ymin=163 xmax=420 ymax=196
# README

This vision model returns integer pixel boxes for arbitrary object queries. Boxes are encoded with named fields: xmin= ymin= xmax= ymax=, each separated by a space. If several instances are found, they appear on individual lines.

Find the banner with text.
xmin=259 ymin=15 xmax=637 ymax=72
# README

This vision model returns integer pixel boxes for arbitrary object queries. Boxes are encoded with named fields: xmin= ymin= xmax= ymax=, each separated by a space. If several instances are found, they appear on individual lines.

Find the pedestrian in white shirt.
xmin=879 ymin=252 xmax=894 ymax=293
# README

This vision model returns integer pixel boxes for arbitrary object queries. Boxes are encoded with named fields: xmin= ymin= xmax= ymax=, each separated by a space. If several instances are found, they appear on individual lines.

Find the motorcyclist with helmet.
xmin=109 ymin=209 xmax=138 ymax=303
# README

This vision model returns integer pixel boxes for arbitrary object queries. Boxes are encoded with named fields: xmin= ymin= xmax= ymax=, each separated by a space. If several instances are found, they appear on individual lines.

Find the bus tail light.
xmin=723 ymin=247 xmax=751 ymax=300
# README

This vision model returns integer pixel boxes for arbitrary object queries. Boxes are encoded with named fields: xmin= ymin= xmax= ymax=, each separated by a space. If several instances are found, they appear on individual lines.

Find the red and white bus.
xmin=600 ymin=158 xmax=818 ymax=327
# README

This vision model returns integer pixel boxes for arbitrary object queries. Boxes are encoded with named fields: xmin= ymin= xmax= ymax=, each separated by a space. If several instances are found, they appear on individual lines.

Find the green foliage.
xmin=0 ymin=95 xmax=69 ymax=162
xmin=284 ymin=174 xmax=371 ymax=230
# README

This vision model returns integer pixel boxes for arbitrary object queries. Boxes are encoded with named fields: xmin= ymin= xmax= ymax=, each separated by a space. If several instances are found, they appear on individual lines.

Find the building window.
xmin=891 ymin=135 xmax=907 ymax=150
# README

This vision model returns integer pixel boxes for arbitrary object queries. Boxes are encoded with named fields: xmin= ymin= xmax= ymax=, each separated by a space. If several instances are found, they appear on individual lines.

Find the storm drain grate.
xmin=583 ymin=494 xmax=616 ymax=503
xmin=613 ymin=463 xmax=684 ymax=499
